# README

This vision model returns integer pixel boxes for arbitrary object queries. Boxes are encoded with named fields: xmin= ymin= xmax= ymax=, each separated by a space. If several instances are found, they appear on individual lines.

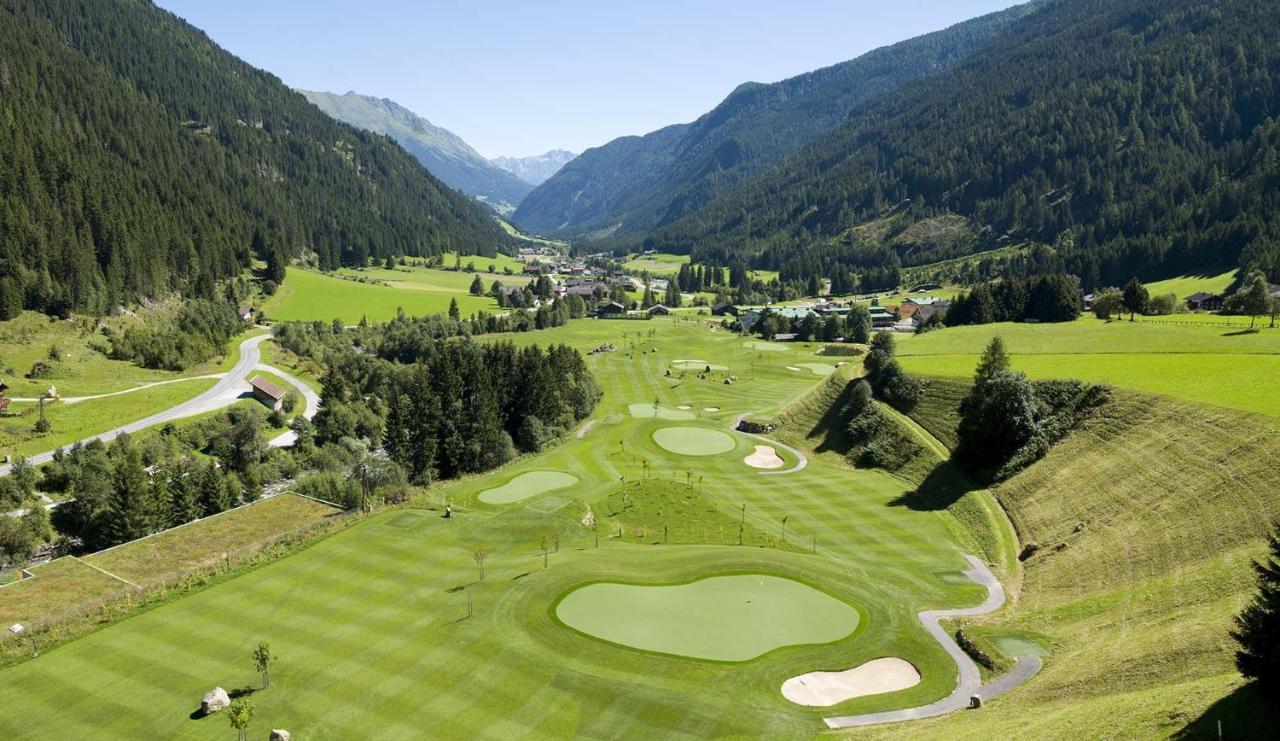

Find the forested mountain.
xmin=0 ymin=0 xmax=511 ymax=318
xmin=651 ymin=0 xmax=1280 ymax=289
xmin=511 ymin=1 xmax=1044 ymax=241
xmin=491 ymin=150 xmax=577 ymax=186
xmin=301 ymin=91 xmax=534 ymax=214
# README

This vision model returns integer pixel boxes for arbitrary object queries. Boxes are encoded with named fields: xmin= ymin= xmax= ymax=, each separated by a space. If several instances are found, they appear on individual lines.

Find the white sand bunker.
xmin=677 ymin=405 xmax=693 ymax=410
xmin=703 ymin=407 xmax=720 ymax=412
xmin=744 ymin=445 xmax=784 ymax=469
xmin=786 ymin=366 xmax=802 ymax=372
xmin=781 ymin=658 xmax=921 ymax=707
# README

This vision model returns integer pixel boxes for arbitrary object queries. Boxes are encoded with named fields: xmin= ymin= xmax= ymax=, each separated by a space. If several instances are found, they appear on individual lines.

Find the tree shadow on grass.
xmin=1221 ymin=328 xmax=1260 ymax=337
xmin=889 ymin=460 xmax=982 ymax=512
xmin=1173 ymin=682 xmax=1278 ymax=739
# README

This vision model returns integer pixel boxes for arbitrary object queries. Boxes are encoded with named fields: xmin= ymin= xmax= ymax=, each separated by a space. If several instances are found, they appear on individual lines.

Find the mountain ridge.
xmin=301 ymin=90 xmax=534 ymax=214
xmin=512 ymin=1 xmax=1047 ymax=241
xmin=491 ymin=150 xmax=577 ymax=186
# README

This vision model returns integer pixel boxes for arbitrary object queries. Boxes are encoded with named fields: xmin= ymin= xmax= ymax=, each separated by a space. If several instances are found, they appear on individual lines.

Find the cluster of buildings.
xmin=732 ymin=294 xmax=952 ymax=337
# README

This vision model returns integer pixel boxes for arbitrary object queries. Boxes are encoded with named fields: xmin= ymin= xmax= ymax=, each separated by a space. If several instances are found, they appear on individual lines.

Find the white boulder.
xmin=201 ymin=686 xmax=230 ymax=715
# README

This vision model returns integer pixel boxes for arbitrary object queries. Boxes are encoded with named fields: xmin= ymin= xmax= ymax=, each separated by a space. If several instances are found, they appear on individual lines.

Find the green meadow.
xmin=897 ymin=317 xmax=1280 ymax=416
xmin=261 ymin=267 xmax=502 ymax=324
xmin=1144 ymin=270 xmax=1238 ymax=299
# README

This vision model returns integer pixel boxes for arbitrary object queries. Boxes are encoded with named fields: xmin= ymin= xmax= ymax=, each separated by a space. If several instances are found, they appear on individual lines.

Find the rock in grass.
xmin=270 ymin=730 xmax=291 ymax=741
xmin=201 ymin=687 xmax=230 ymax=715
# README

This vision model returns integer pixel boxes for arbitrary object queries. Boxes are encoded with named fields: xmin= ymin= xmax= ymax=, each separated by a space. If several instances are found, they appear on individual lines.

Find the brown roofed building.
xmin=249 ymin=376 xmax=286 ymax=412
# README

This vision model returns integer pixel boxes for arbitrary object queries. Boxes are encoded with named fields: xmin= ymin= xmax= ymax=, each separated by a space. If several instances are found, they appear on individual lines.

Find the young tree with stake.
xmin=252 ymin=642 xmax=277 ymax=689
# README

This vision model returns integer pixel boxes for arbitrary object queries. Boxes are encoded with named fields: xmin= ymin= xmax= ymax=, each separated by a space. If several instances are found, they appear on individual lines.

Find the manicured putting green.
xmin=628 ymin=403 xmax=695 ymax=420
xmin=652 ymin=427 xmax=737 ymax=456
xmin=671 ymin=360 xmax=728 ymax=371
xmin=743 ymin=340 xmax=789 ymax=352
xmin=796 ymin=363 xmax=836 ymax=377
xmin=478 ymin=471 xmax=578 ymax=504
xmin=555 ymin=575 xmax=861 ymax=661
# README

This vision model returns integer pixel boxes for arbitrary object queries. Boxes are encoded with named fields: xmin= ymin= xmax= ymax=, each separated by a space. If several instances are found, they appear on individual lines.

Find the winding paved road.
xmin=1 ymin=334 xmax=318 ymax=478
xmin=823 ymin=555 xmax=1041 ymax=729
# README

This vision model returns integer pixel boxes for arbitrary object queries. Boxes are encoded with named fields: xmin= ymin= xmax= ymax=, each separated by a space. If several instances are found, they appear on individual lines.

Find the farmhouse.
xmin=647 ymin=304 xmax=671 ymax=316
xmin=908 ymin=283 xmax=943 ymax=293
xmin=1185 ymin=292 xmax=1223 ymax=311
xmin=248 ymin=376 xmax=286 ymax=412
xmin=711 ymin=302 xmax=738 ymax=316
xmin=0 ymin=380 xmax=9 ymax=413
xmin=596 ymin=301 xmax=626 ymax=318
xmin=238 ymin=304 xmax=254 ymax=323
xmin=738 ymin=310 xmax=764 ymax=333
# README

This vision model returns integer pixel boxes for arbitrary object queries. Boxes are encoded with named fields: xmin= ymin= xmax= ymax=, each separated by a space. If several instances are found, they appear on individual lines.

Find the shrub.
xmin=27 ymin=359 xmax=55 ymax=379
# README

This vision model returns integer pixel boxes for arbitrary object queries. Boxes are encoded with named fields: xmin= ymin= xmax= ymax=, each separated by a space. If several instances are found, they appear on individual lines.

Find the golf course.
xmin=1 ymin=313 xmax=1277 ymax=738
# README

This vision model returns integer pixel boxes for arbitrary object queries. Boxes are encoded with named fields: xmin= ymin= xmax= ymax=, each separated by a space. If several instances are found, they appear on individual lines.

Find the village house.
xmin=249 ymin=376 xmax=286 ymax=412
xmin=647 ymin=304 xmax=670 ymax=316
xmin=1185 ymin=292 xmax=1223 ymax=311
xmin=238 ymin=304 xmax=254 ymax=323
xmin=869 ymin=306 xmax=897 ymax=329
xmin=596 ymin=301 xmax=626 ymax=318
xmin=710 ymin=302 xmax=738 ymax=316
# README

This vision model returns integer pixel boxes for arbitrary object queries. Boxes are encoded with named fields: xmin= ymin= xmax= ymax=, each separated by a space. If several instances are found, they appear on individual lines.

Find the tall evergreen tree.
xmin=1233 ymin=526 xmax=1280 ymax=696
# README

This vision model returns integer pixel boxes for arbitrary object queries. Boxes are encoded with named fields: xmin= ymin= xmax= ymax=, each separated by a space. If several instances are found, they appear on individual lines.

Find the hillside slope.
xmin=654 ymin=0 xmax=1280 ymax=288
xmin=0 ymin=0 xmax=510 ymax=316
xmin=869 ymin=389 xmax=1280 ymax=738
xmin=511 ymin=1 xmax=1045 ymax=241
xmin=301 ymin=91 xmax=534 ymax=214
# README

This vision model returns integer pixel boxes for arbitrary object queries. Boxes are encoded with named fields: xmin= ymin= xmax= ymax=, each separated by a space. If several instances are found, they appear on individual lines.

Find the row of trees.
xmin=945 ymin=274 xmax=1082 ymax=327
xmin=750 ymin=307 xmax=873 ymax=345
xmin=311 ymin=339 xmax=600 ymax=484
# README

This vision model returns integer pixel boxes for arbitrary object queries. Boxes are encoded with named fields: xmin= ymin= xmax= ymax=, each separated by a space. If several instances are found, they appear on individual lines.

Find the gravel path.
xmin=823 ymin=555 xmax=1041 ymax=729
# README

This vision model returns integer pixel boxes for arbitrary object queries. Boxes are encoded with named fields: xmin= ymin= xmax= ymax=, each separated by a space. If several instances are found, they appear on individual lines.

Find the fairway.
xmin=652 ymin=426 xmax=738 ymax=456
xmin=478 ymin=471 xmax=579 ymax=505
xmin=554 ymin=575 xmax=862 ymax=661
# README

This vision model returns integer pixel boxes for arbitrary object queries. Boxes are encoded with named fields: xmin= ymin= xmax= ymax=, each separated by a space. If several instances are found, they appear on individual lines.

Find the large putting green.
xmin=652 ymin=426 xmax=737 ymax=456
xmin=554 ymin=575 xmax=861 ymax=661
xmin=478 ymin=471 xmax=578 ymax=504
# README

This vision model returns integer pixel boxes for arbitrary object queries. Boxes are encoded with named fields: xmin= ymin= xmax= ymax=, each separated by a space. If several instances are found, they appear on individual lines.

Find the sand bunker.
xmin=786 ymin=366 xmax=802 ymax=372
xmin=781 ymin=658 xmax=921 ymax=706
xmin=703 ymin=407 xmax=720 ymax=412
xmin=744 ymin=445 xmax=785 ymax=469
xmin=677 ymin=405 xmax=693 ymax=410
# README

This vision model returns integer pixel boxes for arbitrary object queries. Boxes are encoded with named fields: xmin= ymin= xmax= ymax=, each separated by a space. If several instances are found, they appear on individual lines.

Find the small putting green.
xmin=555 ymin=575 xmax=861 ymax=661
xmin=652 ymin=427 xmax=737 ymax=456
xmin=478 ymin=471 xmax=578 ymax=505
xmin=671 ymin=360 xmax=728 ymax=371
xmin=743 ymin=340 xmax=789 ymax=352
xmin=796 ymin=363 xmax=837 ymax=377
xmin=628 ymin=403 xmax=696 ymax=420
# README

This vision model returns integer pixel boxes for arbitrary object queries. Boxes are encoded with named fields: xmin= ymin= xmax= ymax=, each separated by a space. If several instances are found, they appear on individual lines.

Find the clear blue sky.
xmin=155 ymin=0 xmax=1024 ymax=159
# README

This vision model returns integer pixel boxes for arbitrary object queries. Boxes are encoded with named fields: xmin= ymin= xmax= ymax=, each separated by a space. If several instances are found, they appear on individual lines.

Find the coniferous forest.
xmin=0 ymin=0 xmax=512 ymax=318
xmin=646 ymin=0 xmax=1280 ymax=290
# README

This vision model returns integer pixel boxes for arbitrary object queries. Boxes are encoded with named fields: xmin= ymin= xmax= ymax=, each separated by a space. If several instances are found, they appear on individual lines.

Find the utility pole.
xmin=739 ymin=504 xmax=746 ymax=546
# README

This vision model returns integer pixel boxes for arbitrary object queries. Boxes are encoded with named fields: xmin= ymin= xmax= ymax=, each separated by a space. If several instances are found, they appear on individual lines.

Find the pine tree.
xmin=469 ymin=274 xmax=484 ymax=296
xmin=973 ymin=336 xmax=1011 ymax=386
xmin=107 ymin=444 xmax=156 ymax=545
xmin=448 ymin=298 xmax=461 ymax=320
xmin=1233 ymin=527 xmax=1280 ymax=695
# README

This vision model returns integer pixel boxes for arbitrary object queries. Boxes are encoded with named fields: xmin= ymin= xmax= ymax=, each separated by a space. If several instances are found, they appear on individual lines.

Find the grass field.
xmin=261 ymin=268 xmax=502 ymax=323
xmin=1144 ymin=270 xmax=1238 ymax=299
xmin=0 ymin=495 xmax=341 ymax=633
xmin=897 ymin=317 xmax=1280 ymax=416
xmin=0 ymin=318 xmax=994 ymax=738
